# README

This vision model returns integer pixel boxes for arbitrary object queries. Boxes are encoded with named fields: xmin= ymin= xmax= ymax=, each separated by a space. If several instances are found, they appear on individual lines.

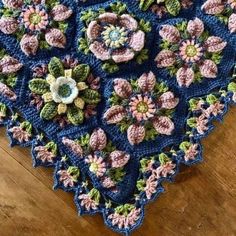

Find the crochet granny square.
xmin=0 ymin=0 xmax=235 ymax=234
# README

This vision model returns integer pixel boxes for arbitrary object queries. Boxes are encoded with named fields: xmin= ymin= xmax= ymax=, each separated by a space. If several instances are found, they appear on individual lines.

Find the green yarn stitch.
xmin=72 ymin=64 xmax=90 ymax=82
xmin=67 ymin=106 xmax=84 ymax=125
xmin=29 ymin=78 xmax=50 ymax=95
xmin=40 ymin=102 xmax=58 ymax=120
xmin=80 ymin=89 xmax=101 ymax=104
xmin=48 ymin=57 xmax=64 ymax=78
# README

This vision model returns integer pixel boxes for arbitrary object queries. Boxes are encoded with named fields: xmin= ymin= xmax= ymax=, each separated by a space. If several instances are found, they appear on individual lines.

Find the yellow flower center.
xmin=137 ymin=101 xmax=148 ymax=113
xmin=29 ymin=13 xmax=42 ymax=25
xmin=186 ymin=45 xmax=197 ymax=57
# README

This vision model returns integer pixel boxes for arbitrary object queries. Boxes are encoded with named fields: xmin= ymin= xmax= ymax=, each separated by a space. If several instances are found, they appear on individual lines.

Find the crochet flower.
xmin=155 ymin=18 xmax=227 ymax=87
xmin=86 ymin=13 xmax=145 ymax=63
xmin=8 ymin=121 xmax=32 ymax=143
xmin=62 ymin=128 xmax=130 ymax=190
xmin=85 ymin=154 xmax=106 ymax=177
xmin=108 ymin=205 xmax=141 ymax=229
xmin=34 ymin=141 xmax=57 ymax=164
xmin=104 ymin=71 xmax=179 ymax=145
xmin=78 ymin=188 xmax=100 ymax=212
xmin=0 ymin=0 xmax=73 ymax=55
xmin=29 ymin=57 xmax=101 ymax=126
xmin=139 ymin=0 xmax=193 ymax=18
xmin=57 ymin=166 xmax=80 ymax=188
xmin=0 ymin=52 xmax=23 ymax=101
xmin=202 ymin=0 xmax=236 ymax=33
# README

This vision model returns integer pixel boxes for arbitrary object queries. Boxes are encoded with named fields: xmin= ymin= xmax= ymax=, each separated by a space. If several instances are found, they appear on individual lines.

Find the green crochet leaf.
xmin=72 ymin=64 xmax=90 ymax=82
xmin=48 ymin=57 xmax=64 ymax=78
xmin=40 ymin=102 xmax=58 ymax=120
xmin=29 ymin=79 xmax=50 ymax=95
xmin=165 ymin=0 xmax=181 ymax=16
xmin=80 ymin=89 xmax=101 ymax=104
xmin=67 ymin=106 xmax=84 ymax=125
xmin=139 ymin=0 xmax=155 ymax=11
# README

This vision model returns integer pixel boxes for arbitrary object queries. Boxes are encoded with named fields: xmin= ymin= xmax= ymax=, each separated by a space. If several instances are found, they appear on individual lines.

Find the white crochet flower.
xmin=50 ymin=77 xmax=78 ymax=104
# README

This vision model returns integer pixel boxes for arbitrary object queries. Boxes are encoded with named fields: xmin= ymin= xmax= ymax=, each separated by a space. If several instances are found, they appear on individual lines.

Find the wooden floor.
xmin=0 ymin=107 xmax=236 ymax=236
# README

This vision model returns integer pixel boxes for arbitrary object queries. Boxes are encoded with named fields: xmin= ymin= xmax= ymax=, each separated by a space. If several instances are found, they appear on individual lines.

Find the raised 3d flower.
xmin=0 ymin=50 xmax=23 ymax=101
xmin=202 ymin=0 xmax=236 ymax=33
xmin=139 ymin=0 xmax=193 ymax=18
xmin=155 ymin=18 xmax=227 ymax=87
xmin=29 ymin=57 xmax=101 ymax=126
xmin=0 ymin=0 xmax=73 ymax=55
xmin=86 ymin=13 xmax=145 ymax=63
xmin=104 ymin=71 xmax=179 ymax=145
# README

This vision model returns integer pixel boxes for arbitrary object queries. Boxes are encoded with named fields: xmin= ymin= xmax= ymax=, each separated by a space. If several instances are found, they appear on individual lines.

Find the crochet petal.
xmin=176 ymin=67 xmax=195 ymax=87
xmin=187 ymin=18 xmax=204 ymax=37
xmin=158 ymin=91 xmax=179 ymax=109
xmin=20 ymin=34 xmax=39 ymax=56
xmin=228 ymin=13 xmax=236 ymax=33
xmin=51 ymin=4 xmax=73 ymax=21
xmin=111 ymin=48 xmax=135 ymax=63
xmin=98 ymin=12 xmax=117 ymax=24
xmin=199 ymin=60 xmax=218 ymax=78
xmin=205 ymin=36 xmax=227 ymax=53
xmin=103 ymin=105 xmax=126 ymax=124
xmin=152 ymin=116 xmax=174 ymax=135
xmin=128 ymin=30 xmax=145 ymax=52
xmin=114 ymin=79 xmax=132 ymax=98
xmin=159 ymin=25 xmax=180 ymax=43
xmin=89 ymin=128 xmax=107 ymax=151
xmin=0 ymin=56 xmax=23 ymax=74
xmin=119 ymin=14 xmax=138 ymax=30
xmin=137 ymin=71 xmax=156 ymax=92
xmin=89 ymin=41 xmax=111 ymax=61
xmin=45 ymin=28 xmax=66 ymax=48
xmin=86 ymin=21 xmax=102 ymax=40
xmin=201 ymin=0 xmax=224 ymax=14
xmin=155 ymin=50 xmax=176 ymax=68
xmin=127 ymin=124 xmax=145 ymax=145
xmin=0 ymin=17 xmax=18 ymax=34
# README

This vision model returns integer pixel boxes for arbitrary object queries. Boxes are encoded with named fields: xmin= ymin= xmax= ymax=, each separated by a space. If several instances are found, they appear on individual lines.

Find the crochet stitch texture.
xmin=0 ymin=0 xmax=236 ymax=235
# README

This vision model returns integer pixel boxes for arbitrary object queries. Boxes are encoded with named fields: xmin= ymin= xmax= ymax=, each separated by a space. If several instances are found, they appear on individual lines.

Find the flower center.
xmin=136 ymin=101 xmax=149 ymax=113
xmin=58 ymin=84 xmax=72 ymax=98
xmin=29 ymin=13 xmax=41 ymax=25
xmin=185 ymin=45 xmax=197 ymax=57
xmin=90 ymin=163 xmax=99 ymax=173
xmin=102 ymin=25 xmax=128 ymax=48
xmin=109 ymin=29 xmax=121 ymax=41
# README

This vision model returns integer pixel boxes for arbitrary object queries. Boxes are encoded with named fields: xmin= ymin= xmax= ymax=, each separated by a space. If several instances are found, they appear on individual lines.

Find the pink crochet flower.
xmin=154 ymin=161 xmax=176 ymax=178
xmin=85 ymin=154 xmax=106 ymax=177
xmin=86 ymin=13 xmax=145 ymax=63
xmin=179 ymin=39 xmax=203 ymax=63
xmin=9 ymin=126 xmax=31 ymax=143
xmin=78 ymin=194 xmax=98 ymax=211
xmin=196 ymin=115 xmax=209 ymax=135
xmin=144 ymin=175 xmax=158 ymax=199
xmin=184 ymin=144 xmax=199 ymax=162
xmin=129 ymin=95 xmax=156 ymax=121
xmin=0 ymin=1 xmax=72 ymax=55
xmin=58 ymin=170 xmax=75 ymax=188
xmin=20 ymin=5 xmax=49 ymax=32
xmin=34 ymin=146 xmax=56 ymax=163
xmin=104 ymin=72 xmax=179 ymax=145
xmin=108 ymin=208 xmax=141 ymax=229
xmin=155 ymin=18 xmax=227 ymax=87
xmin=202 ymin=0 xmax=236 ymax=33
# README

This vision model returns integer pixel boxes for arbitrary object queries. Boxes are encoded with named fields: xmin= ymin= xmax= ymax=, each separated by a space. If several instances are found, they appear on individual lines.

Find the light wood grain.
xmin=0 ymin=106 xmax=236 ymax=236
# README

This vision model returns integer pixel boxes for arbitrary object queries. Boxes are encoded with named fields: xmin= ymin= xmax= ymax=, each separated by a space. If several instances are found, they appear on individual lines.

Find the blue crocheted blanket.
xmin=0 ymin=0 xmax=235 ymax=234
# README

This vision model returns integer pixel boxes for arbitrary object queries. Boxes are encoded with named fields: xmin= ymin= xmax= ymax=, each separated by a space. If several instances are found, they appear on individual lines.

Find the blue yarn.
xmin=0 ymin=0 xmax=236 ymax=235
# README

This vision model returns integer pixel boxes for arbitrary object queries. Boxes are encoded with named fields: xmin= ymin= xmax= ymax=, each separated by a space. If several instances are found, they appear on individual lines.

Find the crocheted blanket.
xmin=0 ymin=0 xmax=235 ymax=234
